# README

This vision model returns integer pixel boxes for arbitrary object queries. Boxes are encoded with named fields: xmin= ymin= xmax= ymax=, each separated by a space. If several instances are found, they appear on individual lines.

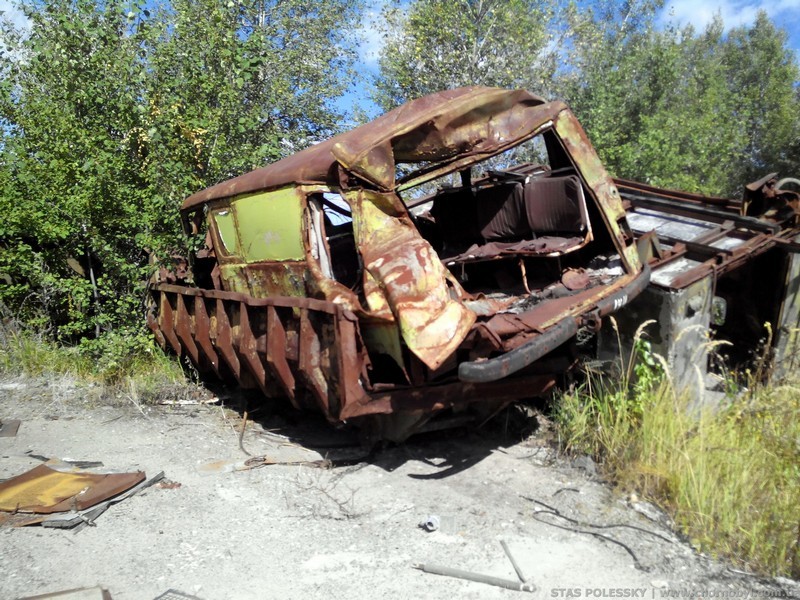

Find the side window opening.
xmin=307 ymin=196 xmax=334 ymax=279
xmin=211 ymin=207 xmax=239 ymax=256
xmin=322 ymin=193 xmax=353 ymax=228
xmin=307 ymin=192 xmax=360 ymax=289
xmin=188 ymin=212 xmax=219 ymax=289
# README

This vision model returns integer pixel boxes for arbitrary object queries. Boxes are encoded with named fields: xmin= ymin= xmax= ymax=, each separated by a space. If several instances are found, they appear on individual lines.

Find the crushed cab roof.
xmin=182 ymin=87 xmax=551 ymax=211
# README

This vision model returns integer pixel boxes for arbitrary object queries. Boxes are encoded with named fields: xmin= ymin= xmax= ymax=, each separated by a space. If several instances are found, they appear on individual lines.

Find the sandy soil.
xmin=1 ymin=378 xmax=797 ymax=600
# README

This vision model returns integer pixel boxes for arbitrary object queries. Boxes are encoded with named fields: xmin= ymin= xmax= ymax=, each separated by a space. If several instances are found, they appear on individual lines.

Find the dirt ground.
xmin=1 ymin=377 xmax=798 ymax=600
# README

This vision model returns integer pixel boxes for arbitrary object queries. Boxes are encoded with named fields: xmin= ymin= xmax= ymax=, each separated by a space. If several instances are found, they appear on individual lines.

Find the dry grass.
xmin=556 ymin=321 xmax=800 ymax=578
xmin=0 ymin=315 xmax=190 ymax=405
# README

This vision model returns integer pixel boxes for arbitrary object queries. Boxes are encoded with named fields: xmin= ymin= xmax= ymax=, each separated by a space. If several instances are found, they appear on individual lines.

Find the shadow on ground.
xmin=206 ymin=383 xmax=550 ymax=479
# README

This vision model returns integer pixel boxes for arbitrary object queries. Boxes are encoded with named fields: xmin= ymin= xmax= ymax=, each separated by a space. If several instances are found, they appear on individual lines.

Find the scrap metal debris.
xmin=0 ymin=460 xmax=162 ymax=529
xmin=413 ymin=563 xmax=535 ymax=593
xmin=41 ymin=471 xmax=165 ymax=531
xmin=500 ymin=539 xmax=529 ymax=584
xmin=0 ymin=463 xmax=145 ymax=514
xmin=199 ymin=455 xmax=332 ymax=474
xmin=153 ymin=590 xmax=204 ymax=600
xmin=419 ymin=514 xmax=440 ymax=532
xmin=18 ymin=586 xmax=112 ymax=599
xmin=155 ymin=479 xmax=182 ymax=490
xmin=0 ymin=417 xmax=21 ymax=437
xmin=25 ymin=452 xmax=104 ymax=469
xmin=414 ymin=539 xmax=536 ymax=593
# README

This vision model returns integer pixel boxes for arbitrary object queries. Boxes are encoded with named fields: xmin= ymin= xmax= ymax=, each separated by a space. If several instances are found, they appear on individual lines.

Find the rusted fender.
xmin=458 ymin=266 xmax=651 ymax=383
xmin=346 ymin=188 xmax=475 ymax=370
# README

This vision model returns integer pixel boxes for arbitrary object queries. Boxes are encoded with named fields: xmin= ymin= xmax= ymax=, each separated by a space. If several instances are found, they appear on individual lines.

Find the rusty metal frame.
xmin=148 ymin=284 xmax=369 ymax=418
xmin=148 ymin=282 xmax=556 ymax=429
xmin=147 ymin=87 xmax=666 ymax=440
xmin=617 ymin=178 xmax=800 ymax=291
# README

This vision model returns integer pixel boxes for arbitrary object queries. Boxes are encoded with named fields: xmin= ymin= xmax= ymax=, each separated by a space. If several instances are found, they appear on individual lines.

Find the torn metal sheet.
xmin=0 ymin=418 xmax=21 ymax=437
xmin=0 ymin=462 xmax=145 ymax=514
xmin=41 ymin=471 xmax=165 ymax=531
xmin=345 ymin=188 xmax=475 ymax=369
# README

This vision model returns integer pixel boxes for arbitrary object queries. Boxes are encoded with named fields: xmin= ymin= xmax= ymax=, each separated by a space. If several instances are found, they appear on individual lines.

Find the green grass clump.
xmin=0 ymin=317 xmax=187 ymax=400
xmin=0 ymin=327 xmax=91 ymax=376
xmin=557 ymin=323 xmax=800 ymax=578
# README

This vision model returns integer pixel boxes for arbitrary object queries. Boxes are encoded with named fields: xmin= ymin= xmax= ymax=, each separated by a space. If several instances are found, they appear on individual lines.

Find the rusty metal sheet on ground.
xmin=0 ymin=463 xmax=145 ymax=514
xmin=0 ymin=418 xmax=21 ymax=437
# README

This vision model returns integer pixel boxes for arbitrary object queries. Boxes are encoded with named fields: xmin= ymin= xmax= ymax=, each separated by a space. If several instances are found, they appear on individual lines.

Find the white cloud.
xmin=659 ymin=0 xmax=800 ymax=33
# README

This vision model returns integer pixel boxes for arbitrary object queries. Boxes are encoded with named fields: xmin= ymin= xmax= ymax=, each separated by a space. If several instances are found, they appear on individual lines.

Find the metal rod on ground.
xmin=238 ymin=410 xmax=252 ymax=456
xmin=413 ymin=563 xmax=535 ymax=592
xmin=500 ymin=539 xmax=528 ymax=583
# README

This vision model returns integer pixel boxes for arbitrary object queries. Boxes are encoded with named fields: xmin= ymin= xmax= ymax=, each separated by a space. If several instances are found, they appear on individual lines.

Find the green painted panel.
xmin=234 ymin=187 xmax=305 ymax=262
xmin=212 ymin=208 xmax=239 ymax=255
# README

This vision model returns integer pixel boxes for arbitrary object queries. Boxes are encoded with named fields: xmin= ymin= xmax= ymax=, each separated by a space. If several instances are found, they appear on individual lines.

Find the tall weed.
xmin=0 ymin=310 xmax=187 ymax=400
xmin=557 ymin=321 xmax=800 ymax=578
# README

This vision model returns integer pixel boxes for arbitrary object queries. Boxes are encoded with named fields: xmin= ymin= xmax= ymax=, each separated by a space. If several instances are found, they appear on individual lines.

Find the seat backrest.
xmin=475 ymin=182 xmax=530 ymax=241
xmin=523 ymin=175 xmax=589 ymax=234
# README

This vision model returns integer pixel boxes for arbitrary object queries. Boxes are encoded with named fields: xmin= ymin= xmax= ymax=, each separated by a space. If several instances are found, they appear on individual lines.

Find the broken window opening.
xmin=307 ymin=192 xmax=360 ymax=290
xmin=211 ymin=207 xmax=239 ymax=257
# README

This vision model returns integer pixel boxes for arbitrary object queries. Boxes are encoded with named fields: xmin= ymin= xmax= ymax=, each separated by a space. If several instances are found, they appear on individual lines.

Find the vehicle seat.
xmin=524 ymin=175 xmax=589 ymax=234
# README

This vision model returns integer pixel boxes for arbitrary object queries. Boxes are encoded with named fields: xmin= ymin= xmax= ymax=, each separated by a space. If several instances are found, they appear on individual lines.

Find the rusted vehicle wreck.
xmin=148 ymin=87 xmax=649 ymax=441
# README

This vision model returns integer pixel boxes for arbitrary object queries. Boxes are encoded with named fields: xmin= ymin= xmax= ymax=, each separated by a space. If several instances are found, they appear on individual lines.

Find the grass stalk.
xmin=557 ymin=331 xmax=800 ymax=578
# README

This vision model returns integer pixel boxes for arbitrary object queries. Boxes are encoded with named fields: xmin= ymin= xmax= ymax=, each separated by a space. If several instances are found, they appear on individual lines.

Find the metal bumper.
xmin=458 ymin=265 xmax=651 ymax=383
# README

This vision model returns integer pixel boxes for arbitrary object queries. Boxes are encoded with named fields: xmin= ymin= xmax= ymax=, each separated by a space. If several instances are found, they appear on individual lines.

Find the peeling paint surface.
xmin=346 ymin=189 xmax=475 ymax=370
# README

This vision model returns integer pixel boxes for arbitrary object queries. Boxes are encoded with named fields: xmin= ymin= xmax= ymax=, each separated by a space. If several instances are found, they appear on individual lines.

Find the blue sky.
xmin=659 ymin=0 xmax=800 ymax=43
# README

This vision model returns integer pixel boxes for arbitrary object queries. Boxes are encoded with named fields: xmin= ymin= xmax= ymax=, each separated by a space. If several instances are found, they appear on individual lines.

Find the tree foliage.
xmin=0 ymin=0 xmax=361 ymax=353
xmin=373 ymin=0 xmax=557 ymax=111
xmin=721 ymin=12 xmax=800 ymax=183
xmin=560 ymin=5 xmax=800 ymax=195
xmin=375 ymin=0 xmax=800 ymax=196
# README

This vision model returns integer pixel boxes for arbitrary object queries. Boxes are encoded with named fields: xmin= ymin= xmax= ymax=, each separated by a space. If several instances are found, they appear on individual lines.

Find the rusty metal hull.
xmin=149 ymin=87 xmax=656 ymax=441
xmin=147 ymin=283 xmax=557 ymax=441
